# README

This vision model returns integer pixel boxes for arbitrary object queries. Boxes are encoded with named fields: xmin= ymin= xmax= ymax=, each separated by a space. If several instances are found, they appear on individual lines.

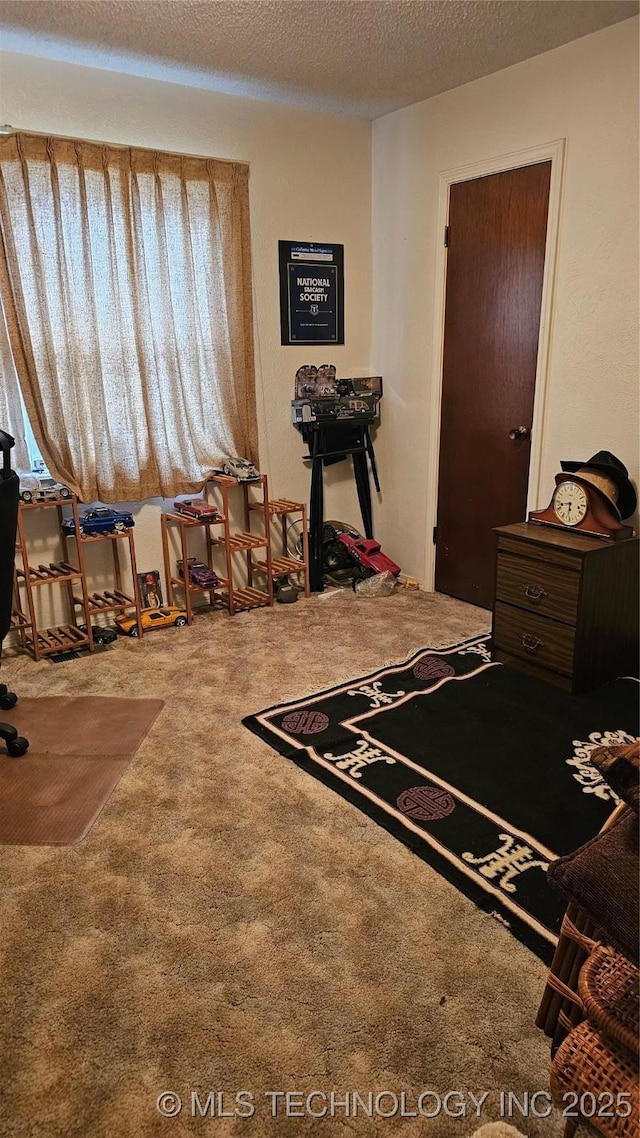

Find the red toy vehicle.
xmin=336 ymin=534 xmax=400 ymax=577
xmin=173 ymin=499 xmax=220 ymax=522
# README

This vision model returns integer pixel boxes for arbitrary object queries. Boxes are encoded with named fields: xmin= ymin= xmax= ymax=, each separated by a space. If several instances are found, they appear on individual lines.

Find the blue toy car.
xmin=62 ymin=507 xmax=135 ymax=537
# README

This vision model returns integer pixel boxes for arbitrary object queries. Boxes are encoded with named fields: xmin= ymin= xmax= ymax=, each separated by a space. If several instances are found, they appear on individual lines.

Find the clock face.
xmin=552 ymin=480 xmax=588 ymax=526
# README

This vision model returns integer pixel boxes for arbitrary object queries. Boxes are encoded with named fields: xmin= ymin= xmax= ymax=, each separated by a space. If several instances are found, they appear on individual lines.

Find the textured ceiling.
xmin=0 ymin=0 xmax=638 ymax=119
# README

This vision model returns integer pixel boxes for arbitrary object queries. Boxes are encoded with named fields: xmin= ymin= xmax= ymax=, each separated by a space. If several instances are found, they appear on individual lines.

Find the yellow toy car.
xmin=115 ymin=606 xmax=188 ymax=637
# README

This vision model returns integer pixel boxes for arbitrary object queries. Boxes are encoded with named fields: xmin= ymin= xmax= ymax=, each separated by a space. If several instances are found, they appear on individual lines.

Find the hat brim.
xmin=560 ymin=460 xmax=637 ymax=518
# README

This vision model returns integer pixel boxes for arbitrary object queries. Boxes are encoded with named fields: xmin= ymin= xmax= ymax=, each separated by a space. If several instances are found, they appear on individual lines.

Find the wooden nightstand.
xmin=491 ymin=522 xmax=639 ymax=693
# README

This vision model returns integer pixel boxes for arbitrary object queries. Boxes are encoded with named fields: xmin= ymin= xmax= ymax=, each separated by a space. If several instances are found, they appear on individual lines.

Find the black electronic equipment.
xmin=291 ymin=369 xmax=382 ymax=428
xmin=291 ymin=366 xmax=383 ymax=592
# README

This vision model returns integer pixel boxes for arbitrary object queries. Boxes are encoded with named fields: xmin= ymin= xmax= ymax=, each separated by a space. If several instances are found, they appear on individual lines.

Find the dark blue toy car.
xmin=77 ymin=623 xmax=118 ymax=646
xmin=62 ymin=507 xmax=135 ymax=537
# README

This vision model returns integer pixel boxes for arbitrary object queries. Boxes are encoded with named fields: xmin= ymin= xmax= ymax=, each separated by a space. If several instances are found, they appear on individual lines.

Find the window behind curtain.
xmin=0 ymin=295 xmax=33 ymax=472
xmin=0 ymin=134 xmax=257 ymax=503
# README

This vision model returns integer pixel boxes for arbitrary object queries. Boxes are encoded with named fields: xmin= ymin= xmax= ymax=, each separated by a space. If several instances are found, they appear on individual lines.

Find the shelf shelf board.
xmin=219 ymin=532 xmax=269 ymax=553
xmin=218 ymin=586 xmax=271 ymax=611
xmin=68 ymin=529 xmax=134 ymax=542
xmin=170 ymin=575 xmax=229 ymax=592
xmin=165 ymin=512 xmax=226 ymax=527
xmin=18 ymin=498 xmax=73 ymax=510
xmin=26 ymin=624 xmax=90 ymax=655
xmin=72 ymin=589 xmax=137 ymax=613
xmin=18 ymin=562 xmax=83 ymax=585
xmin=253 ymin=556 xmax=306 ymax=576
xmin=10 ymin=611 xmax=30 ymax=629
xmin=206 ymin=473 xmax=238 ymax=486
xmin=250 ymin=498 xmax=306 ymax=516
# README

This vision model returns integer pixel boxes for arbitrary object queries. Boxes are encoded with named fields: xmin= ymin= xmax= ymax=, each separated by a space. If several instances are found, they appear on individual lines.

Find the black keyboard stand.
xmin=302 ymin=422 xmax=380 ymax=592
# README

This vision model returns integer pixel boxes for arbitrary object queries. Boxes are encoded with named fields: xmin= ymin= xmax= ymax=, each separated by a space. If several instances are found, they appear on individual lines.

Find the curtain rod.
xmin=0 ymin=124 xmax=249 ymax=168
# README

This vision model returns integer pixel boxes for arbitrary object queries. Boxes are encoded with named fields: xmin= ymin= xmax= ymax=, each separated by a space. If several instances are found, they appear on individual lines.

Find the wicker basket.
xmin=579 ymin=945 xmax=639 ymax=1058
xmin=550 ymin=1019 xmax=639 ymax=1138
xmin=536 ymin=803 xmax=629 ymax=1053
xmin=536 ymin=902 xmax=602 ymax=1049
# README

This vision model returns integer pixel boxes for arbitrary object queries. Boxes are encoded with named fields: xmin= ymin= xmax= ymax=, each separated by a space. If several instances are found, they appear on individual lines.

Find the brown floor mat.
xmin=0 ymin=697 xmax=164 ymax=845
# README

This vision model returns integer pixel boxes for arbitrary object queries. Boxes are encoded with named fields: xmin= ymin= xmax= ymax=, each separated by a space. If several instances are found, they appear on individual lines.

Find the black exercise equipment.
xmin=0 ymin=429 xmax=29 ymax=757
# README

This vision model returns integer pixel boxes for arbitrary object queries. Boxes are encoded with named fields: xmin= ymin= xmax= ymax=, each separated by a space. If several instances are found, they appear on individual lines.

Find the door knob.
xmin=509 ymin=426 xmax=530 ymax=440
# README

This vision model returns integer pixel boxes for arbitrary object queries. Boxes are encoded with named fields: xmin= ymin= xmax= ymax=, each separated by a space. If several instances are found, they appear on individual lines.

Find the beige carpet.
xmin=0 ymin=590 xmax=565 ymax=1137
xmin=0 ymin=697 xmax=165 ymax=844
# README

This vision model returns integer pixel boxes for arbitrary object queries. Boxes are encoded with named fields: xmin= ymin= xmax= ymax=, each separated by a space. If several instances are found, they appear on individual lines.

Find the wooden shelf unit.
xmin=161 ymin=478 xmax=310 ymax=620
xmin=14 ymin=498 xmax=143 ymax=658
xmin=161 ymin=509 xmax=229 ymax=624
xmin=11 ymin=533 xmax=31 ymax=649
xmin=247 ymin=495 xmax=310 ymax=598
xmin=194 ymin=474 xmax=274 ymax=613
xmin=62 ymin=523 xmax=144 ymax=637
xmin=16 ymin=496 xmax=94 ymax=660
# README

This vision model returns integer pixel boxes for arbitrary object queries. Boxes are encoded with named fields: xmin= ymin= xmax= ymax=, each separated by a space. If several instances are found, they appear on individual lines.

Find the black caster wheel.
xmin=7 ymin=735 xmax=29 ymax=758
xmin=0 ymin=690 xmax=18 ymax=710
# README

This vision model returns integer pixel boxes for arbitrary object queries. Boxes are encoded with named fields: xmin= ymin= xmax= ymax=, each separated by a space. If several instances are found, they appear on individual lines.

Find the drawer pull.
xmin=522 ymin=634 xmax=544 ymax=653
xmin=524 ymin=583 xmax=547 ymax=602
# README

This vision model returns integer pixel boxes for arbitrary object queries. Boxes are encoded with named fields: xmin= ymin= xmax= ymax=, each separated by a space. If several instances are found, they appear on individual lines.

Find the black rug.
xmin=243 ymin=636 xmax=639 ymax=962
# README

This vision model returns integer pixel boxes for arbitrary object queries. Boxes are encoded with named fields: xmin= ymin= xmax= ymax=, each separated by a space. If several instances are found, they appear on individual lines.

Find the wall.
xmin=2 ymin=20 xmax=638 ymax=617
xmin=372 ymin=18 xmax=639 ymax=583
xmin=0 ymin=51 xmax=373 ymax=620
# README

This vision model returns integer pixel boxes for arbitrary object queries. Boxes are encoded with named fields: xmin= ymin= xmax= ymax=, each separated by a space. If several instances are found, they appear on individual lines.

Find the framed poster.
xmin=279 ymin=240 xmax=344 ymax=345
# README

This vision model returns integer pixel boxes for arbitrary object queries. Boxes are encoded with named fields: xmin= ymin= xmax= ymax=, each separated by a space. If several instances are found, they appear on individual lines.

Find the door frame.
xmin=424 ymin=138 xmax=566 ymax=592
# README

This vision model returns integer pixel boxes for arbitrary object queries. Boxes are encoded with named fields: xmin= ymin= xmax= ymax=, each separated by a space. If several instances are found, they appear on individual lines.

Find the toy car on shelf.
xmin=220 ymin=457 xmax=261 ymax=481
xmin=115 ymin=606 xmax=188 ymax=637
xmin=177 ymin=557 xmax=219 ymax=589
xmin=77 ymin=623 xmax=118 ymax=646
xmin=19 ymin=474 xmax=72 ymax=503
xmin=61 ymin=507 xmax=134 ymax=536
xmin=335 ymin=534 xmax=401 ymax=578
xmin=172 ymin=499 xmax=221 ymax=521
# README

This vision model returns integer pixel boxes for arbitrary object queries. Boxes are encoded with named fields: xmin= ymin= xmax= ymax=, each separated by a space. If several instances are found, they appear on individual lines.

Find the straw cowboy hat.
xmin=560 ymin=450 xmax=637 ymax=520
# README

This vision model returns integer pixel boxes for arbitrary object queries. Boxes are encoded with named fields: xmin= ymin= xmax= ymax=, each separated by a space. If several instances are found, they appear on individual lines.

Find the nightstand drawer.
xmin=493 ymin=601 xmax=575 ymax=676
xmin=495 ymin=552 xmax=580 ymax=624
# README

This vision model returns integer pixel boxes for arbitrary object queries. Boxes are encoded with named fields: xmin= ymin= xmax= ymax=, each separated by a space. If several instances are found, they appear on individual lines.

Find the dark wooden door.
xmin=435 ymin=161 xmax=551 ymax=609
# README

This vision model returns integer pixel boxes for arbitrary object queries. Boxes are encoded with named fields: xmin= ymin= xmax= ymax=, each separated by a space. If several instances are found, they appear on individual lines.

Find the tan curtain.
xmin=0 ymin=133 xmax=257 ymax=502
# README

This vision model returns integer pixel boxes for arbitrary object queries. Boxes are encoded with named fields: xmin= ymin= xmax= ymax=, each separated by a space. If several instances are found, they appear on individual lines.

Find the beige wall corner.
xmin=372 ymin=17 xmax=639 ymax=585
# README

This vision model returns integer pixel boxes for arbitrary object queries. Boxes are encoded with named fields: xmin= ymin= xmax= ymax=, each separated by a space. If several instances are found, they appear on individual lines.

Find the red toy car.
xmin=173 ymin=499 xmax=220 ymax=522
xmin=336 ymin=534 xmax=401 ymax=577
